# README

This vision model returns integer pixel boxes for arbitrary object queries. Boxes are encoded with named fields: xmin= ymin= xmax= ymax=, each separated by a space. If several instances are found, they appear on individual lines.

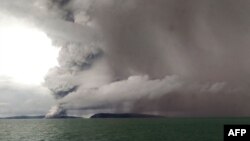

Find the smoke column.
xmin=44 ymin=0 xmax=250 ymax=117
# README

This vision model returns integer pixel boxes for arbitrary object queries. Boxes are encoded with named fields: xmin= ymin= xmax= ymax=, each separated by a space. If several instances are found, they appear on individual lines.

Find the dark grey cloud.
xmin=41 ymin=0 xmax=250 ymax=117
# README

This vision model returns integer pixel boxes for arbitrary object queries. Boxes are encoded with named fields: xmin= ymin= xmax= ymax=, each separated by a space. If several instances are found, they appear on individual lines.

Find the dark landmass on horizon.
xmin=0 ymin=113 xmax=164 ymax=119
xmin=0 ymin=115 xmax=80 ymax=119
xmin=90 ymin=113 xmax=164 ymax=118
xmin=0 ymin=115 xmax=45 ymax=119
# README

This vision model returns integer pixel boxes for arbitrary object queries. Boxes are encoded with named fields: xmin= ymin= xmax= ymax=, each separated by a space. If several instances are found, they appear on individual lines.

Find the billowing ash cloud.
xmin=44 ymin=42 xmax=103 ymax=99
xmin=45 ymin=105 xmax=67 ymax=118
xmin=40 ymin=0 xmax=250 ymax=117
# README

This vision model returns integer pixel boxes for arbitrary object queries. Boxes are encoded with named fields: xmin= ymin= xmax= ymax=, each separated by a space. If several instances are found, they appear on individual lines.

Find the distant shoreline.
xmin=0 ymin=115 xmax=80 ymax=119
xmin=90 ymin=113 xmax=164 ymax=118
xmin=0 ymin=113 xmax=164 ymax=119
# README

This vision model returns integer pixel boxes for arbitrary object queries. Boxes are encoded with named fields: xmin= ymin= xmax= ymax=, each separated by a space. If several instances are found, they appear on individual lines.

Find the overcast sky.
xmin=1 ymin=0 xmax=250 ymax=117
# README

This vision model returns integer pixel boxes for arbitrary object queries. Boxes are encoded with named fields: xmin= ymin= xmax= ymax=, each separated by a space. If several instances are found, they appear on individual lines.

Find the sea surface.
xmin=0 ymin=118 xmax=249 ymax=141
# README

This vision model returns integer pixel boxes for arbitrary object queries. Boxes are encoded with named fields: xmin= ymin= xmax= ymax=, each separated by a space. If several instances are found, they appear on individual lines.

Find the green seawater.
xmin=0 ymin=118 xmax=249 ymax=141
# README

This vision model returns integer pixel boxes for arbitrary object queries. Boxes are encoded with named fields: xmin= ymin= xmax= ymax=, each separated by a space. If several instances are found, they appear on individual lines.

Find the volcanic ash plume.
xmin=45 ymin=105 xmax=66 ymax=118
xmin=44 ymin=0 xmax=250 ymax=117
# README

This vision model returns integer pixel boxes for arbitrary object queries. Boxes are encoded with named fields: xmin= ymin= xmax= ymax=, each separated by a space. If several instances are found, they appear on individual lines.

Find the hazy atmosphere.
xmin=1 ymin=0 xmax=250 ymax=117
